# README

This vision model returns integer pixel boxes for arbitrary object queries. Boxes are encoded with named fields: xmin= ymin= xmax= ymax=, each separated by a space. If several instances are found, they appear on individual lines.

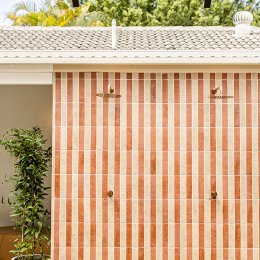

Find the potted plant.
xmin=0 ymin=127 xmax=52 ymax=260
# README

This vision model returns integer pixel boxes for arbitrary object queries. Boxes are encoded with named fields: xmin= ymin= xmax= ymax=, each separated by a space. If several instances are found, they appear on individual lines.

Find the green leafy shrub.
xmin=0 ymin=127 xmax=52 ymax=258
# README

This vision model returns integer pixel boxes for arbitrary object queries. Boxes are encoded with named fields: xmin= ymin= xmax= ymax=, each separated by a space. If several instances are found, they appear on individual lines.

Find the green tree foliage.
xmin=8 ymin=0 xmax=103 ymax=26
xmin=8 ymin=0 xmax=260 ymax=26
xmin=0 ymin=127 xmax=51 ymax=257
xmin=87 ymin=0 xmax=260 ymax=26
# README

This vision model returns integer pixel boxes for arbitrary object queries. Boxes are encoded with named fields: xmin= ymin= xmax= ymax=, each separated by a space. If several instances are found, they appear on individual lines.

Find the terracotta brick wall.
xmin=52 ymin=72 xmax=260 ymax=260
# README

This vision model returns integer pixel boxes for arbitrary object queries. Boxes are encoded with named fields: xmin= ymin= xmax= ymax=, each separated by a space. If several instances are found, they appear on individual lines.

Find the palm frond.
xmin=11 ymin=1 xmax=38 ymax=14
xmin=39 ymin=0 xmax=52 ymax=11
xmin=42 ymin=15 xmax=58 ymax=26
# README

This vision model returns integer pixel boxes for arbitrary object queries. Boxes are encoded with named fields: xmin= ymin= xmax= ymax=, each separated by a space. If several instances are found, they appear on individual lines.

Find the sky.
xmin=0 ymin=0 xmax=42 ymax=25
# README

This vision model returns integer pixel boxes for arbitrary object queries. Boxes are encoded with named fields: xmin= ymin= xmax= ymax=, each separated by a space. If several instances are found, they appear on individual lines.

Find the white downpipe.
xmin=112 ymin=19 xmax=117 ymax=49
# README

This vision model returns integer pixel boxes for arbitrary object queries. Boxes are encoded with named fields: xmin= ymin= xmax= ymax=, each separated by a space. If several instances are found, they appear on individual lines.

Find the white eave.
xmin=0 ymin=50 xmax=259 ymax=65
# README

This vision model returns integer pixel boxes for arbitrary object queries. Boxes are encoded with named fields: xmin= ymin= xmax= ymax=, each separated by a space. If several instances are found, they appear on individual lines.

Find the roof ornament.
xmin=233 ymin=11 xmax=253 ymax=36
xmin=112 ymin=19 xmax=117 ymax=49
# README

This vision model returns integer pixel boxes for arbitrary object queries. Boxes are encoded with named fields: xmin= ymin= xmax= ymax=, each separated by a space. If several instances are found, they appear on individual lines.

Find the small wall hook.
xmin=103 ymin=190 xmax=114 ymax=200
xmin=209 ymin=191 xmax=217 ymax=200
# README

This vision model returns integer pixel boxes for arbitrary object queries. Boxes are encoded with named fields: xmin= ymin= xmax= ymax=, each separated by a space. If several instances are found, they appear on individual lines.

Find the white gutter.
xmin=0 ymin=50 xmax=259 ymax=64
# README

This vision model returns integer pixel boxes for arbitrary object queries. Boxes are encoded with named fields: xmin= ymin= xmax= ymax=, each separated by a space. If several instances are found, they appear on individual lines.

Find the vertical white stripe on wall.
xmin=120 ymin=72 xmax=127 ymax=144
xmin=180 ymin=74 xmax=187 ymax=253
xmin=168 ymin=73 xmax=174 ymax=254
xmin=108 ymin=159 xmax=114 ymax=258
xmin=71 ymin=73 xmax=79 ymax=258
xmin=61 ymin=72 xmax=67 ymax=103
xmin=108 ymin=74 xmax=116 ymax=146
xmin=132 ymin=72 xmax=139 ymax=103
xmin=96 ymin=74 xmax=103 ymax=150
xmin=107 ymin=73 xmax=115 ymax=260
xmin=143 ymin=73 xmax=151 ymax=260
xmin=73 ymin=72 xmax=79 ymax=124
xmin=203 ymin=74 xmax=211 ymax=253
xmin=71 ymin=207 xmax=78 ymax=259
xmin=84 ymin=72 xmax=91 ymax=104
xmin=120 ymin=165 xmax=126 ymax=251
xmin=132 ymin=184 xmax=138 ymax=245
xmin=132 ymin=74 xmax=139 ymax=255
xmin=204 ymin=73 xmax=210 ymax=130
xmin=191 ymin=74 xmax=199 ymax=255
xmin=203 ymin=73 xmax=209 ymax=104
xmin=203 ymin=73 xmax=210 ymax=216
xmin=191 ymin=73 xmax=198 ymax=103
xmin=156 ymin=73 xmax=162 ymax=102
xmin=120 ymin=73 xmax=127 ymax=260
xmin=168 ymin=73 xmax=173 ymax=103
xmin=120 ymin=73 xmax=127 ymax=149
xmin=84 ymin=73 xmax=91 ymax=149
xmin=95 ymin=73 xmax=102 ymax=258
xmin=156 ymin=73 xmax=163 ymax=260
xmin=240 ymin=77 xmax=248 ymax=252
xmin=84 ymin=175 xmax=90 ymax=259
xmin=59 ymin=221 xmax=66 ymax=260
xmin=215 ymin=74 xmax=223 ymax=256
xmin=59 ymin=73 xmax=67 ymax=256
xmin=226 ymin=74 xmax=234 ymax=259
xmin=83 ymin=72 xmax=91 ymax=260
xmin=218 ymin=91 xmax=224 ymax=258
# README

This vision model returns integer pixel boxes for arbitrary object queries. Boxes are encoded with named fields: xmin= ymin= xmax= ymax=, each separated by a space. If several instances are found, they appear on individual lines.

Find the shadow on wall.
xmin=0 ymin=85 xmax=52 ymax=227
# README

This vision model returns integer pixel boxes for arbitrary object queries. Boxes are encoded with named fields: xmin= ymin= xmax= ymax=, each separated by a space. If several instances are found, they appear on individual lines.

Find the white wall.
xmin=0 ymin=85 xmax=52 ymax=227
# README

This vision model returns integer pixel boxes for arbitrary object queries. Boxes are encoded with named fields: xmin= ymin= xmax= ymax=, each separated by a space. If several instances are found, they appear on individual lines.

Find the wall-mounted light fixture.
xmin=96 ymin=84 xmax=121 ymax=98
xmin=211 ymin=86 xmax=222 ymax=95
xmin=209 ymin=85 xmax=234 ymax=99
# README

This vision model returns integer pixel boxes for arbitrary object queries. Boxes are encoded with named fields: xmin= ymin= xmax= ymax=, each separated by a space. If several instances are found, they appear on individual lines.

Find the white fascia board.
xmin=0 ymin=64 xmax=53 ymax=73
xmin=0 ymin=50 xmax=259 ymax=64
xmin=0 ymin=72 xmax=53 ymax=85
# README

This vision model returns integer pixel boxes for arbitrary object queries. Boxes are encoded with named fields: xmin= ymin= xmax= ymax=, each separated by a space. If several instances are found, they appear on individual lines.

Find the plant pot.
xmin=11 ymin=254 xmax=50 ymax=260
